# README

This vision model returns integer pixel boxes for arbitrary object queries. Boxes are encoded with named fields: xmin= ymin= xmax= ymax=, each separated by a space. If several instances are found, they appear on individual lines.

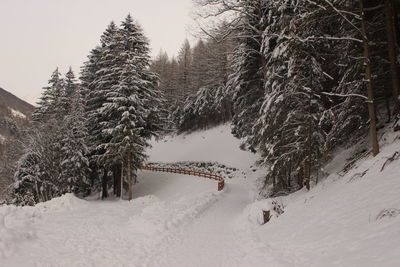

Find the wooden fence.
xmin=140 ymin=165 xmax=225 ymax=191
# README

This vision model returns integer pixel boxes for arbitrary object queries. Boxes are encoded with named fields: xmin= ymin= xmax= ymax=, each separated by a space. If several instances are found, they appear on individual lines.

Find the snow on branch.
xmin=321 ymin=91 xmax=368 ymax=100
xmin=321 ymin=0 xmax=364 ymax=37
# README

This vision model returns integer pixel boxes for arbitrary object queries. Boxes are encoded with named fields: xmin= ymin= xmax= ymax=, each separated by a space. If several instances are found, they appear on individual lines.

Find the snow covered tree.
xmin=59 ymin=89 xmax=91 ymax=195
xmin=98 ymin=15 xmax=162 ymax=200
xmin=59 ymin=67 xmax=78 ymax=115
xmin=13 ymin=68 xmax=91 ymax=204
xmin=82 ymin=21 xmax=121 ymax=198
xmin=81 ymin=15 xmax=164 ymax=200
xmin=13 ymin=121 xmax=64 ymax=205
xmin=101 ymin=65 xmax=149 ymax=200
xmin=221 ymin=1 xmax=269 ymax=143
xmin=194 ymin=0 xmax=393 ymax=195
xmin=32 ymin=68 xmax=64 ymax=123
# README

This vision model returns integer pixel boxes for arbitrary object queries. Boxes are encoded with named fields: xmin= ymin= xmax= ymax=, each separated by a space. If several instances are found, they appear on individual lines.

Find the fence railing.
xmin=140 ymin=165 xmax=225 ymax=191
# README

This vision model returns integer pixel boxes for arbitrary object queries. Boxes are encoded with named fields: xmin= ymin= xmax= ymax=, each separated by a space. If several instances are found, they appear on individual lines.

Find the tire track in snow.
xmin=148 ymin=176 xmax=287 ymax=267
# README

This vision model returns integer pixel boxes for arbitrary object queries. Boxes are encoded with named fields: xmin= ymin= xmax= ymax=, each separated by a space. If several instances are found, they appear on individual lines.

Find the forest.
xmin=1 ymin=0 xmax=399 ymax=204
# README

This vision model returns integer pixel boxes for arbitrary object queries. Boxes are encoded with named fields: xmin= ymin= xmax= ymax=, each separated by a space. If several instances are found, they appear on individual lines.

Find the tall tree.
xmin=177 ymin=39 xmax=193 ymax=99
xmin=98 ymin=15 xmax=162 ymax=200
xmin=32 ymin=68 xmax=63 ymax=122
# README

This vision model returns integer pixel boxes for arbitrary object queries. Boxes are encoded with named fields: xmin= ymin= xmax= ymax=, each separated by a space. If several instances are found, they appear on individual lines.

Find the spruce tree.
xmin=32 ymin=68 xmax=64 ymax=123
xmin=59 ymin=88 xmax=91 ymax=195
xmin=94 ymin=15 xmax=163 ymax=200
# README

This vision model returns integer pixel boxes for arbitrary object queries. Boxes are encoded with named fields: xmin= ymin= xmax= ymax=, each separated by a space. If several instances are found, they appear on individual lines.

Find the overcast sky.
xmin=0 ymin=0 xmax=194 ymax=105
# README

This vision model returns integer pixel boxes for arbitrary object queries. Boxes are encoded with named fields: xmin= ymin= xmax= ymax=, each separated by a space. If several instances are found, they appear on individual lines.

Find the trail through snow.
xmin=152 ymin=176 xmax=272 ymax=267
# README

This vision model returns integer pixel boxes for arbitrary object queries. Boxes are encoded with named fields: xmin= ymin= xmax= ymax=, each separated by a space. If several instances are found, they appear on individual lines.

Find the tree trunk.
xmin=133 ymin=170 xmax=137 ymax=186
xmin=315 ymin=147 xmax=319 ymax=185
xmin=102 ymin=168 xmax=108 ymax=199
xmin=306 ymin=90 xmax=312 ymax=191
xmin=297 ymin=167 xmax=304 ymax=189
xmin=113 ymin=165 xmax=117 ymax=196
xmin=393 ymin=0 xmax=400 ymax=43
xmin=385 ymin=0 xmax=400 ymax=115
xmin=287 ymin=159 xmax=291 ymax=188
xmin=127 ymin=154 xmax=133 ymax=201
xmin=359 ymin=0 xmax=380 ymax=156
xmin=120 ymin=163 xmax=124 ymax=199
xmin=113 ymin=164 xmax=122 ymax=197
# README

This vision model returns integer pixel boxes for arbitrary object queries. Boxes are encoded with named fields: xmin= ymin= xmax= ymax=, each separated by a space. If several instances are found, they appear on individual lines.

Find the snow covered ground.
xmin=147 ymin=124 xmax=258 ymax=170
xmin=1 ymin=123 xmax=400 ymax=266
xmin=235 ymin=130 xmax=400 ymax=267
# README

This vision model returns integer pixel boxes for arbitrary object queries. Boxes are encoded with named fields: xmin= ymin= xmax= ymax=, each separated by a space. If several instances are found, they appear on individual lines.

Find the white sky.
xmin=0 ymin=0 xmax=194 ymax=105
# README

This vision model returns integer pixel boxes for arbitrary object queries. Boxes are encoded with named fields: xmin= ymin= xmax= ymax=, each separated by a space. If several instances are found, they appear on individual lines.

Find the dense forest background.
xmin=1 ymin=0 xmax=399 ymax=204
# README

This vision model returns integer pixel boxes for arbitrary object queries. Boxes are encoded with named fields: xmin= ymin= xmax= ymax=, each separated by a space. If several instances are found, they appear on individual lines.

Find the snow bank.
xmin=148 ymin=123 xmax=259 ymax=170
xmin=236 ymin=130 xmax=400 ymax=267
xmin=0 ymin=205 xmax=36 ymax=258
xmin=237 ymin=199 xmax=285 ymax=228
xmin=0 ymin=194 xmax=87 ymax=258
xmin=34 ymin=193 xmax=88 ymax=213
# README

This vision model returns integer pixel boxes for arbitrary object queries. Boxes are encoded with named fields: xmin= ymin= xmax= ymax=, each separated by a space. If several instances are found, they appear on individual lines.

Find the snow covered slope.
xmin=1 ymin=124 xmax=399 ymax=266
xmin=235 ymin=129 xmax=400 ymax=267
xmin=148 ymin=123 xmax=258 ymax=169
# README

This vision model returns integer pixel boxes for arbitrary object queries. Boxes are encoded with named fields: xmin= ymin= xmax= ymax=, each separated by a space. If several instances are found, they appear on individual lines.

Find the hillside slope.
xmin=147 ymin=123 xmax=259 ymax=169
xmin=0 ymin=87 xmax=34 ymax=118
xmin=0 ymin=87 xmax=33 ymax=198
xmin=235 ymin=129 xmax=400 ymax=267
xmin=0 ymin=86 xmax=33 ymax=141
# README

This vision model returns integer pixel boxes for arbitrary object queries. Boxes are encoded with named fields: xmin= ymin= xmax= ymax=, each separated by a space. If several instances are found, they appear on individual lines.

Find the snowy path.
xmin=145 ymin=172 xmax=288 ymax=267
xmin=153 ymin=176 xmax=250 ymax=267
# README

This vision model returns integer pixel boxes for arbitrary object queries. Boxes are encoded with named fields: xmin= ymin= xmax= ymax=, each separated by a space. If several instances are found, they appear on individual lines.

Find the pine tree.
xmin=96 ymin=15 xmax=163 ymax=200
xmin=59 ymin=67 xmax=78 ymax=115
xmin=83 ymin=22 xmax=120 ymax=198
xmin=32 ymin=68 xmax=64 ymax=122
xmin=13 ymin=68 xmax=91 ymax=204
xmin=59 ymin=88 xmax=91 ymax=195
xmin=226 ymin=1 xmax=269 ymax=144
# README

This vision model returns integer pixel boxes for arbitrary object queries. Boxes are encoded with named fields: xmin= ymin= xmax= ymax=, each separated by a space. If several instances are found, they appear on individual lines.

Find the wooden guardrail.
xmin=140 ymin=165 xmax=225 ymax=191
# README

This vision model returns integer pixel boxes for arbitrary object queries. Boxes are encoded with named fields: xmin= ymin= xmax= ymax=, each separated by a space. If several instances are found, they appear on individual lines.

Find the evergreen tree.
xmin=83 ymin=22 xmax=120 ymax=197
xmin=59 ymin=88 xmax=91 ymax=195
xmin=13 ymin=68 xmax=90 ymax=204
xmin=226 ymin=1 xmax=269 ymax=144
xmin=98 ymin=15 xmax=162 ymax=200
xmin=32 ymin=68 xmax=64 ymax=122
